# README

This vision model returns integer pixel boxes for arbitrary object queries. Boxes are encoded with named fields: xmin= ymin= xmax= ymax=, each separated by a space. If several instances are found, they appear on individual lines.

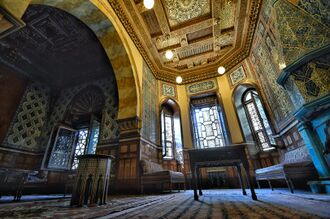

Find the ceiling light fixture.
xmin=218 ymin=66 xmax=226 ymax=75
xmin=165 ymin=50 xmax=174 ymax=60
xmin=143 ymin=0 xmax=154 ymax=9
xmin=176 ymin=76 xmax=183 ymax=84
xmin=279 ymin=62 xmax=286 ymax=70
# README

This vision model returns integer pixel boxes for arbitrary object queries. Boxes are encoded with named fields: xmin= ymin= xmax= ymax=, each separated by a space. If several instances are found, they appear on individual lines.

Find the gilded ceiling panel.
xmin=163 ymin=0 xmax=211 ymax=27
xmin=112 ymin=0 xmax=261 ymax=83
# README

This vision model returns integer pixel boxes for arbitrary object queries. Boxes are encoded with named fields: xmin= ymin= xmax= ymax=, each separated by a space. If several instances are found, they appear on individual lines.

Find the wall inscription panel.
xmin=187 ymin=79 xmax=217 ymax=95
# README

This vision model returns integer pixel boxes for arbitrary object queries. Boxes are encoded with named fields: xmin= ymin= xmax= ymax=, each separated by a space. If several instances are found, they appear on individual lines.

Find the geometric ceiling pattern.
xmin=0 ymin=4 xmax=114 ymax=89
xmin=110 ymin=0 xmax=262 ymax=83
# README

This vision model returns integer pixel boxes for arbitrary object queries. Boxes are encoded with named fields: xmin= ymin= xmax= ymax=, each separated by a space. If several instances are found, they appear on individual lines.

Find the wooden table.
xmin=188 ymin=144 xmax=257 ymax=200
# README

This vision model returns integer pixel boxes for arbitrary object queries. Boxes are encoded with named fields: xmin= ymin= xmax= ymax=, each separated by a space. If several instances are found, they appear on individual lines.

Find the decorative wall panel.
xmin=281 ymin=145 xmax=311 ymax=163
xmin=4 ymin=82 xmax=49 ymax=152
xmin=187 ymin=79 xmax=217 ymax=95
xmin=230 ymin=66 xmax=246 ymax=85
xmin=298 ymin=0 xmax=330 ymax=27
xmin=284 ymin=52 xmax=330 ymax=109
xmin=161 ymin=82 xmax=176 ymax=98
xmin=250 ymin=0 xmax=294 ymax=125
xmin=283 ymin=76 xmax=305 ymax=111
xmin=0 ymin=7 xmax=24 ymax=39
xmin=254 ymin=43 xmax=293 ymax=123
xmin=274 ymin=0 xmax=330 ymax=66
xmin=141 ymin=62 xmax=158 ymax=144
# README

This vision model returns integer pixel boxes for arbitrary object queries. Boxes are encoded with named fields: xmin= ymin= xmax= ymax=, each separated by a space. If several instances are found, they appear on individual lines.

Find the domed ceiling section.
xmin=0 ymin=4 xmax=115 ymax=88
xmin=111 ymin=0 xmax=261 ymax=83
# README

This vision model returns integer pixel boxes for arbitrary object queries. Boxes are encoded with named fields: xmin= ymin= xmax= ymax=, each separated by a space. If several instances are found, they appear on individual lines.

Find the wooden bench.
xmin=140 ymin=160 xmax=185 ymax=193
xmin=255 ymin=146 xmax=317 ymax=193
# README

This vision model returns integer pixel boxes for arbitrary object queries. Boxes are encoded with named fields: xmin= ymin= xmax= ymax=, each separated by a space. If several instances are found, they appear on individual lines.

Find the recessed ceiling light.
xmin=165 ymin=50 xmax=174 ymax=60
xmin=176 ymin=76 xmax=183 ymax=84
xmin=218 ymin=66 xmax=226 ymax=75
xmin=143 ymin=0 xmax=154 ymax=9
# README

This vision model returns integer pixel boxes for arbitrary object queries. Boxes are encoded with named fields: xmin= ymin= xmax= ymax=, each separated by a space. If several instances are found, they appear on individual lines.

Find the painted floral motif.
xmin=162 ymin=83 xmax=176 ymax=97
xmin=230 ymin=66 xmax=246 ymax=85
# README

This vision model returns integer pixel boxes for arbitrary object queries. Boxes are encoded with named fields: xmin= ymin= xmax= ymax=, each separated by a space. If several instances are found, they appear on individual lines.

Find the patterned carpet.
xmin=0 ymin=189 xmax=329 ymax=219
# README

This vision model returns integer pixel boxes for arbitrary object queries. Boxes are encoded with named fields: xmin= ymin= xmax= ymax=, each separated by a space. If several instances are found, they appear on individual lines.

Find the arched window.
xmin=243 ymin=90 xmax=275 ymax=151
xmin=46 ymin=86 xmax=105 ymax=170
xmin=190 ymin=95 xmax=229 ymax=149
xmin=160 ymin=100 xmax=183 ymax=162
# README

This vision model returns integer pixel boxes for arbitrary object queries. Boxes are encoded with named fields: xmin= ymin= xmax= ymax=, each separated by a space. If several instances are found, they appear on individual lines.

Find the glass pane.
xmin=246 ymin=103 xmax=263 ymax=131
xmin=72 ymin=129 xmax=88 ymax=169
xmin=48 ymin=127 xmax=76 ymax=169
xmin=244 ymin=90 xmax=275 ymax=151
xmin=86 ymin=120 xmax=100 ymax=154
xmin=165 ymin=115 xmax=173 ymax=140
xmin=161 ymin=110 xmax=166 ymax=154
xmin=174 ymin=117 xmax=183 ymax=163
xmin=254 ymin=96 xmax=275 ymax=144
xmin=165 ymin=142 xmax=173 ymax=158
xmin=161 ymin=110 xmax=174 ymax=159
xmin=244 ymin=92 xmax=252 ymax=101
xmin=192 ymin=104 xmax=226 ymax=149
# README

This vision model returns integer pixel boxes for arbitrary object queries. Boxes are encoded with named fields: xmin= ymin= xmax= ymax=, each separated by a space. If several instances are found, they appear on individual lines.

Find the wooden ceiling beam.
xmin=153 ymin=0 xmax=171 ymax=35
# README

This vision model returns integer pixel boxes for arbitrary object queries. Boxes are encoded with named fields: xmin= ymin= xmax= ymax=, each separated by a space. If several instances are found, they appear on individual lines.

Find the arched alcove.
xmin=28 ymin=0 xmax=138 ymax=120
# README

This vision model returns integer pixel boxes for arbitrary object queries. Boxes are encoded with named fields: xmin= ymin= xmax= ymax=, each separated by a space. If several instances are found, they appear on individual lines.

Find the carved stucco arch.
xmin=27 ymin=0 xmax=139 ymax=120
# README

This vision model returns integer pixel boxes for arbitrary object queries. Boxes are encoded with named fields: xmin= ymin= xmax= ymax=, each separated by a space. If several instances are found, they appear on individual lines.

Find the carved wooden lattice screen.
xmin=48 ymin=126 xmax=77 ymax=170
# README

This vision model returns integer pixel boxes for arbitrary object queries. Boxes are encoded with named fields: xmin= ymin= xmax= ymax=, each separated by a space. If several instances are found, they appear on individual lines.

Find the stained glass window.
xmin=191 ymin=96 xmax=228 ymax=149
xmin=243 ymin=90 xmax=275 ymax=151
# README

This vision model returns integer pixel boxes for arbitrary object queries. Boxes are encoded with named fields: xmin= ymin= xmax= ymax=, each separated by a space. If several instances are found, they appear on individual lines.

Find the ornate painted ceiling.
xmin=111 ymin=0 xmax=261 ymax=83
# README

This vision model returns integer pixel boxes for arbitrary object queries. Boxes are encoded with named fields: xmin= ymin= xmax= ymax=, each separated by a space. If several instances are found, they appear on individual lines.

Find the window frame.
xmin=190 ymin=95 xmax=230 ymax=149
xmin=160 ymin=105 xmax=175 ymax=159
xmin=242 ymin=89 xmax=275 ymax=152
xmin=42 ymin=124 xmax=78 ymax=171
xmin=44 ymin=114 xmax=101 ymax=171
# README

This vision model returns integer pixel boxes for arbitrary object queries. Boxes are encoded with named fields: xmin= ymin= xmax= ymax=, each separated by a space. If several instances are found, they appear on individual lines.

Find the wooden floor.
xmin=0 ymin=189 xmax=329 ymax=218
